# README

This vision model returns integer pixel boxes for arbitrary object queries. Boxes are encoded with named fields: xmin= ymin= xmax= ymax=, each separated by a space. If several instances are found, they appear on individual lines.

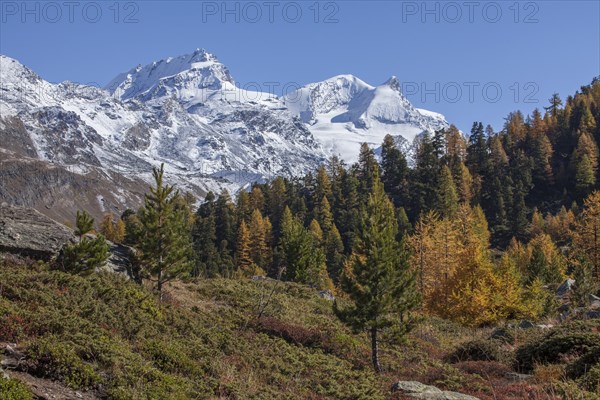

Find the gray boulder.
xmin=518 ymin=320 xmax=535 ymax=329
xmin=586 ymin=310 xmax=600 ymax=319
xmin=505 ymin=372 xmax=533 ymax=382
xmin=391 ymin=381 xmax=480 ymax=400
xmin=318 ymin=290 xmax=335 ymax=301
xmin=590 ymin=294 xmax=600 ymax=309
xmin=0 ymin=204 xmax=74 ymax=260
xmin=556 ymin=279 xmax=575 ymax=297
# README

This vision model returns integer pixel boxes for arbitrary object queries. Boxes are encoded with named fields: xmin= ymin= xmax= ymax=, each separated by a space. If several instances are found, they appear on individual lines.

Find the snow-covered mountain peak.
xmin=384 ymin=76 xmax=401 ymax=92
xmin=105 ymin=49 xmax=234 ymax=102
xmin=0 ymin=55 xmax=41 ymax=85
xmin=283 ymin=74 xmax=449 ymax=162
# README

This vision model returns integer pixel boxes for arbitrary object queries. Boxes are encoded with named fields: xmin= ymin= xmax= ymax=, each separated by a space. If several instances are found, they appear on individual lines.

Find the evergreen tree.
xmin=356 ymin=143 xmax=380 ymax=201
xmin=380 ymin=134 xmax=409 ymax=207
xmin=215 ymin=189 xmax=236 ymax=253
xmin=75 ymin=210 xmax=94 ymax=240
xmin=544 ymin=93 xmax=563 ymax=118
xmin=571 ymin=259 xmax=596 ymax=307
xmin=335 ymin=174 xmax=420 ymax=373
xmin=58 ymin=210 xmax=109 ymax=275
xmin=280 ymin=207 xmax=332 ymax=290
xmin=575 ymin=154 xmax=596 ymax=196
xmin=59 ymin=235 xmax=110 ymax=275
xmin=138 ymin=164 xmax=193 ymax=300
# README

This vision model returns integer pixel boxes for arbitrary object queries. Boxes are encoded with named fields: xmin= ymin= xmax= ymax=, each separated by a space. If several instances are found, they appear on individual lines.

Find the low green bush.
xmin=0 ymin=378 xmax=33 ymax=400
xmin=516 ymin=332 xmax=599 ymax=372
xmin=447 ymin=339 xmax=505 ymax=363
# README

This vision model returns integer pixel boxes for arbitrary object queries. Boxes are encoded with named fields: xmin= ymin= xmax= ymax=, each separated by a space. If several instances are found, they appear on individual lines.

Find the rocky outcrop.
xmin=391 ymin=381 xmax=480 ymax=400
xmin=0 ymin=204 xmax=74 ymax=260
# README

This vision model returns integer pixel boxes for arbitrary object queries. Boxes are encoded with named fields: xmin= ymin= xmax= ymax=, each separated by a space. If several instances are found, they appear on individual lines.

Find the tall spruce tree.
xmin=335 ymin=173 xmax=420 ymax=373
xmin=381 ymin=134 xmax=409 ymax=207
xmin=139 ymin=164 xmax=193 ymax=300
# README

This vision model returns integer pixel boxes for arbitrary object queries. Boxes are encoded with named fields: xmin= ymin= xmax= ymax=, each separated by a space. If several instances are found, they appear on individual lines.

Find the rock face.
xmin=391 ymin=381 xmax=480 ymax=400
xmin=0 ymin=204 xmax=74 ymax=260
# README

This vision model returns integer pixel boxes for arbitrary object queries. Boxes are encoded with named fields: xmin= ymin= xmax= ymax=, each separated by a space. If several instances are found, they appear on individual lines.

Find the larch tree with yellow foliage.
xmin=573 ymin=190 xmax=600 ymax=280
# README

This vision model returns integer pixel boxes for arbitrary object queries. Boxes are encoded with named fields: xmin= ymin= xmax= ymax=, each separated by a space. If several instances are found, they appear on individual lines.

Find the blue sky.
xmin=1 ymin=0 xmax=599 ymax=132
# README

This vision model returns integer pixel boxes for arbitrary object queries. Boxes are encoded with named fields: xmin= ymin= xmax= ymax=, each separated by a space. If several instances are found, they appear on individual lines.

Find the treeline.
xmin=80 ymin=79 xmax=600 ymax=327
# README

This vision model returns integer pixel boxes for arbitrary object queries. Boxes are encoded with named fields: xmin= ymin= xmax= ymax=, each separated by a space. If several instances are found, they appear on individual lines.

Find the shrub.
xmin=516 ymin=332 xmax=599 ymax=372
xmin=447 ymin=339 xmax=504 ymax=363
xmin=489 ymin=327 xmax=515 ymax=344
xmin=251 ymin=316 xmax=330 ymax=349
xmin=578 ymin=363 xmax=600 ymax=393
xmin=567 ymin=346 xmax=600 ymax=379
xmin=0 ymin=378 xmax=33 ymax=400
xmin=26 ymin=337 xmax=100 ymax=389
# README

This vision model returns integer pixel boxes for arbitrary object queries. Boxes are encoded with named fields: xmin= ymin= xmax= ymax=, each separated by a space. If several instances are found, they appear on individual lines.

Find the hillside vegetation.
xmin=1 ymin=257 xmax=599 ymax=399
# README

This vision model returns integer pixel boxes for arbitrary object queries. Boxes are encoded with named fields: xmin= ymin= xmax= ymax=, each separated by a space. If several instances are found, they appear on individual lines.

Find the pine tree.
xmin=59 ymin=234 xmax=110 ymax=275
xmin=268 ymin=177 xmax=288 ymax=237
xmin=192 ymin=192 xmax=221 ymax=277
xmin=236 ymin=190 xmax=253 ymax=223
xmin=466 ymin=121 xmax=488 ymax=177
xmin=280 ymin=207 xmax=332 ymax=289
xmin=59 ymin=211 xmax=109 ymax=275
xmin=215 ymin=189 xmax=236 ymax=253
xmin=411 ymin=133 xmax=440 ymax=218
xmin=335 ymin=174 xmax=420 ymax=373
xmin=575 ymin=154 xmax=595 ymax=196
xmin=544 ymin=93 xmax=563 ymax=118
xmin=381 ymin=134 xmax=409 ymax=207
xmin=571 ymin=259 xmax=596 ymax=307
xmin=356 ymin=143 xmax=381 ymax=201
xmin=138 ymin=164 xmax=193 ymax=300
xmin=75 ymin=210 xmax=94 ymax=241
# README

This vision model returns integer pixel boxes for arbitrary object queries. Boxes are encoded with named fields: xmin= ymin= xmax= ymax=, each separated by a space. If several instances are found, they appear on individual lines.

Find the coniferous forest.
xmin=114 ymin=79 xmax=600 ymax=326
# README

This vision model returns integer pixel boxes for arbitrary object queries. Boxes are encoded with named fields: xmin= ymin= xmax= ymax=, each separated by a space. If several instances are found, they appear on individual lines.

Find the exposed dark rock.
xmin=556 ymin=279 xmax=575 ymax=297
xmin=0 ymin=204 xmax=74 ymax=260
xmin=518 ymin=320 xmax=535 ymax=329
